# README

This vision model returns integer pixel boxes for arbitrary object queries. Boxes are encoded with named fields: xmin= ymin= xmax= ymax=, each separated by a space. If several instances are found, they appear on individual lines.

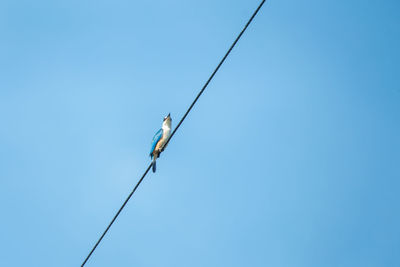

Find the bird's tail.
xmin=152 ymin=158 xmax=156 ymax=173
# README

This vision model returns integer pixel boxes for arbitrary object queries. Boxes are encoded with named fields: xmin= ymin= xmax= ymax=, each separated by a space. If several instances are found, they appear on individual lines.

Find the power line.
xmin=81 ymin=163 xmax=152 ymax=266
xmin=81 ymin=1 xmax=266 ymax=265
xmin=164 ymin=0 xmax=266 ymax=149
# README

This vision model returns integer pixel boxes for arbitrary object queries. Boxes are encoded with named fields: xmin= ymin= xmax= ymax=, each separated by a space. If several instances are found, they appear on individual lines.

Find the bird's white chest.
xmin=157 ymin=125 xmax=171 ymax=148
xmin=162 ymin=125 xmax=171 ymax=139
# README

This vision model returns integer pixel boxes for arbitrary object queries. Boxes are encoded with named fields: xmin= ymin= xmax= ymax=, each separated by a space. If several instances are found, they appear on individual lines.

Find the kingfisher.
xmin=149 ymin=113 xmax=172 ymax=173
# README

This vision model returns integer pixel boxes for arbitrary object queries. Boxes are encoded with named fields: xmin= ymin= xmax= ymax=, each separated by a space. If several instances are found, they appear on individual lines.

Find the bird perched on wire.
xmin=149 ymin=113 xmax=172 ymax=173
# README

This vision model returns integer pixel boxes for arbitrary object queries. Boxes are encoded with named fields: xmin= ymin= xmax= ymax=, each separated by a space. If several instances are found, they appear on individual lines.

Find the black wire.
xmin=164 ymin=0 xmax=266 ymax=149
xmin=81 ymin=1 xmax=266 ymax=265
xmin=81 ymin=163 xmax=152 ymax=267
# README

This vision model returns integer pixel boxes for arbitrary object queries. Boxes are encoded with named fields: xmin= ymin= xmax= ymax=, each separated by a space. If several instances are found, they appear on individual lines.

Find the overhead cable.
xmin=81 ymin=1 xmax=266 ymax=265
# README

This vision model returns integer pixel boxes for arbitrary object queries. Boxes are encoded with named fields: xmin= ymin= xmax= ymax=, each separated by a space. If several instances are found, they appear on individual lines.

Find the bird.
xmin=149 ymin=113 xmax=172 ymax=173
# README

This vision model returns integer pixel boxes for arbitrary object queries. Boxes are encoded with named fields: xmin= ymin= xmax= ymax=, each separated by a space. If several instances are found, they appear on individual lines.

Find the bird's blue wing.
xmin=149 ymin=128 xmax=163 ymax=157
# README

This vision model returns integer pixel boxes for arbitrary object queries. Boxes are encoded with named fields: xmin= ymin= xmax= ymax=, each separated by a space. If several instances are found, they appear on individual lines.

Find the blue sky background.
xmin=1 ymin=0 xmax=399 ymax=266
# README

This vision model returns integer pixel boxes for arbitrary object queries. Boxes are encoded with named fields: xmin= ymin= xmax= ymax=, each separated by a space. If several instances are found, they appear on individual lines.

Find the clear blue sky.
xmin=1 ymin=0 xmax=399 ymax=266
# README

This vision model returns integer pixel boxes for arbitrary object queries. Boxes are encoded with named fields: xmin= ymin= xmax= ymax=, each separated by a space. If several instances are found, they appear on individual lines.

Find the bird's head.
xmin=163 ymin=113 xmax=172 ymax=126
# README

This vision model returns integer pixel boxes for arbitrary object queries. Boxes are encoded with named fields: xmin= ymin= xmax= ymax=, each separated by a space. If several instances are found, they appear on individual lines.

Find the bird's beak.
xmin=167 ymin=113 xmax=170 ymax=118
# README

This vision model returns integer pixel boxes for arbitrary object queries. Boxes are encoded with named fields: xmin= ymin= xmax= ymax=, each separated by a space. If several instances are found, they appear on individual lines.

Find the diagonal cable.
xmin=81 ymin=1 xmax=266 ymax=265
xmin=164 ymin=0 xmax=266 ymax=149
xmin=81 ymin=163 xmax=152 ymax=266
